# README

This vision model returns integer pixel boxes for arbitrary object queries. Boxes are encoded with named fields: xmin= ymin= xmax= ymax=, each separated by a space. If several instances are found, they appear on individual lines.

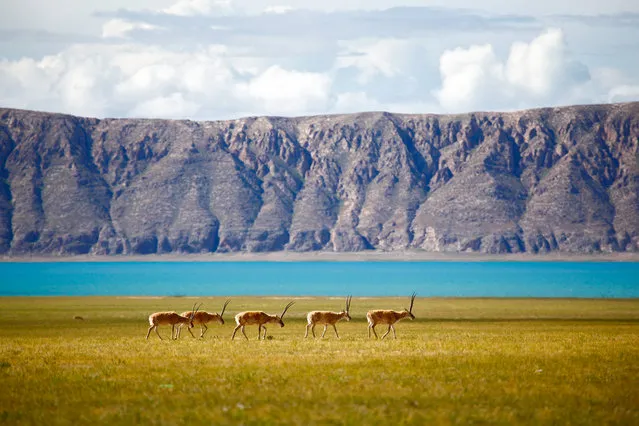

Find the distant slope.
xmin=0 ymin=103 xmax=637 ymax=256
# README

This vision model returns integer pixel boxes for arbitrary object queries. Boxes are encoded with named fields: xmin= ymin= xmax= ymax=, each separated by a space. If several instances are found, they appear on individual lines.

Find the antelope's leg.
xmin=257 ymin=325 xmax=262 ymax=340
xmin=177 ymin=325 xmax=187 ymax=339
xmin=155 ymin=326 xmax=163 ymax=340
xmin=391 ymin=324 xmax=397 ymax=339
xmin=146 ymin=325 xmax=154 ymax=340
xmin=304 ymin=323 xmax=310 ymax=338
xmin=311 ymin=324 xmax=316 ymax=338
xmin=370 ymin=324 xmax=379 ymax=339
xmin=262 ymin=326 xmax=267 ymax=340
xmin=332 ymin=324 xmax=339 ymax=338
xmin=170 ymin=324 xmax=175 ymax=340
xmin=201 ymin=323 xmax=208 ymax=338
xmin=241 ymin=325 xmax=249 ymax=340
xmin=187 ymin=326 xmax=196 ymax=338
xmin=381 ymin=325 xmax=391 ymax=340
xmin=321 ymin=325 xmax=328 ymax=338
xmin=231 ymin=324 xmax=241 ymax=340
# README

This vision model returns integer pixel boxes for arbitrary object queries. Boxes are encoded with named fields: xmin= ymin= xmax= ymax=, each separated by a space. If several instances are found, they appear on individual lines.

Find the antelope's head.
xmin=217 ymin=299 xmax=230 ymax=325
xmin=276 ymin=301 xmax=295 ymax=327
xmin=343 ymin=295 xmax=352 ymax=321
xmin=404 ymin=292 xmax=416 ymax=320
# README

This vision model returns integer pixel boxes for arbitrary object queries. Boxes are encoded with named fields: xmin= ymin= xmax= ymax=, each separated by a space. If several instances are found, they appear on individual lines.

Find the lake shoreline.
xmin=2 ymin=251 xmax=638 ymax=263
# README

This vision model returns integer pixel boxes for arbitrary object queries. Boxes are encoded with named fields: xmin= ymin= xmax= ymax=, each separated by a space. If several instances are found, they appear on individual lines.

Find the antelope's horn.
xmin=191 ymin=303 xmax=202 ymax=320
xmin=409 ymin=292 xmax=416 ymax=313
xmin=220 ymin=299 xmax=230 ymax=317
xmin=281 ymin=301 xmax=295 ymax=319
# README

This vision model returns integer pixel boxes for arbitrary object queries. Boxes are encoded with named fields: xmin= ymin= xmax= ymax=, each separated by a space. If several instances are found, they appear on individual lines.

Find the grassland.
xmin=0 ymin=297 xmax=638 ymax=425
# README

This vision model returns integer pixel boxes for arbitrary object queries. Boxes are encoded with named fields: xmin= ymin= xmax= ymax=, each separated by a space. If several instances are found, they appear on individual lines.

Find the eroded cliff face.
xmin=0 ymin=103 xmax=637 ymax=255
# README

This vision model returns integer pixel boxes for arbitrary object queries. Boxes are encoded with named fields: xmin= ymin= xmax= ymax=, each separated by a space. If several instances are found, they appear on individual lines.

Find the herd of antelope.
xmin=146 ymin=293 xmax=417 ymax=340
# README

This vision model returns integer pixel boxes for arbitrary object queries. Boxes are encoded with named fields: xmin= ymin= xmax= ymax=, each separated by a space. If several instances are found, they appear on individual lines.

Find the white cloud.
xmin=608 ymin=85 xmax=639 ymax=103
xmin=56 ymin=55 xmax=110 ymax=117
xmin=3 ymin=0 xmax=639 ymax=38
xmin=263 ymin=5 xmax=294 ymax=14
xmin=332 ymin=91 xmax=438 ymax=114
xmin=162 ymin=0 xmax=236 ymax=16
xmin=0 ymin=43 xmax=335 ymax=119
xmin=2 ymin=28 xmax=636 ymax=121
xmin=0 ymin=46 xmax=115 ymax=117
xmin=336 ymin=38 xmax=423 ymax=85
xmin=505 ymin=29 xmax=587 ymax=98
xmin=236 ymin=65 xmax=332 ymax=115
xmin=334 ymin=91 xmax=380 ymax=113
xmin=115 ymin=64 xmax=177 ymax=99
xmin=102 ymin=19 xmax=160 ymax=39
xmin=2 ymin=0 xmax=639 ymax=123
xmin=434 ymin=29 xmax=594 ymax=112
xmin=130 ymin=92 xmax=200 ymax=118
xmin=435 ymin=44 xmax=505 ymax=112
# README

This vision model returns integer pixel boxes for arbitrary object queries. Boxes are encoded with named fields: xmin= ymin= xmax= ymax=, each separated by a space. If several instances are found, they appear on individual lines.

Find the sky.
xmin=1 ymin=0 xmax=638 ymax=120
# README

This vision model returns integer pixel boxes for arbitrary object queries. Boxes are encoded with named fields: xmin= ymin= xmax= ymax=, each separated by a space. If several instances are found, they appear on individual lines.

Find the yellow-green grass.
xmin=0 ymin=297 xmax=638 ymax=425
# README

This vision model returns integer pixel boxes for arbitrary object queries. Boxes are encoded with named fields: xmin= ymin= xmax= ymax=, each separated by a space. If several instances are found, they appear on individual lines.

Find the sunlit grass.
xmin=0 ymin=297 xmax=638 ymax=425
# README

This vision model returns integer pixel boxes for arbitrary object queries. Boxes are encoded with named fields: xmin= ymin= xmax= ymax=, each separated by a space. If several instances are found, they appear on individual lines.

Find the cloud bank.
xmin=435 ymin=29 xmax=592 ymax=112
xmin=0 ymin=0 xmax=638 ymax=119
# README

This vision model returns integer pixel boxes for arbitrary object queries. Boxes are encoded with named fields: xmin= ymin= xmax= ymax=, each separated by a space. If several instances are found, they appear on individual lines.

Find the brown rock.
xmin=0 ymin=103 xmax=637 ymax=255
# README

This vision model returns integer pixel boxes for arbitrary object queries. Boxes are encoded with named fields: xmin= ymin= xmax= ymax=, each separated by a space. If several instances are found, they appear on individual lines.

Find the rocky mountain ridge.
xmin=0 ymin=102 xmax=637 ymax=255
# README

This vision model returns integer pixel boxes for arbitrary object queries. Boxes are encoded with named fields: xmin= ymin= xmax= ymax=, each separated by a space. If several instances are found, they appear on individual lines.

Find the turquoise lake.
xmin=0 ymin=261 xmax=637 ymax=297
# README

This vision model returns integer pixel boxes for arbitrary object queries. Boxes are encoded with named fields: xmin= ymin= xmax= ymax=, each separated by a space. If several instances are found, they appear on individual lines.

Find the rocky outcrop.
xmin=0 ymin=103 xmax=637 ymax=256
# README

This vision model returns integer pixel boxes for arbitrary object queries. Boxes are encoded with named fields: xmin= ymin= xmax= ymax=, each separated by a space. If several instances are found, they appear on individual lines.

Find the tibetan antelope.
xmin=146 ymin=303 xmax=200 ymax=340
xmin=367 ymin=293 xmax=416 ymax=339
xmin=177 ymin=299 xmax=231 ymax=339
xmin=305 ymin=295 xmax=352 ymax=339
xmin=232 ymin=301 xmax=295 ymax=340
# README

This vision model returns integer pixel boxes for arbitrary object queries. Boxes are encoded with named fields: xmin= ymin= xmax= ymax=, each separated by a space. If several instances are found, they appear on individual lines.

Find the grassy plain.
xmin=0 ymin=297 xmax=638 ymax=425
